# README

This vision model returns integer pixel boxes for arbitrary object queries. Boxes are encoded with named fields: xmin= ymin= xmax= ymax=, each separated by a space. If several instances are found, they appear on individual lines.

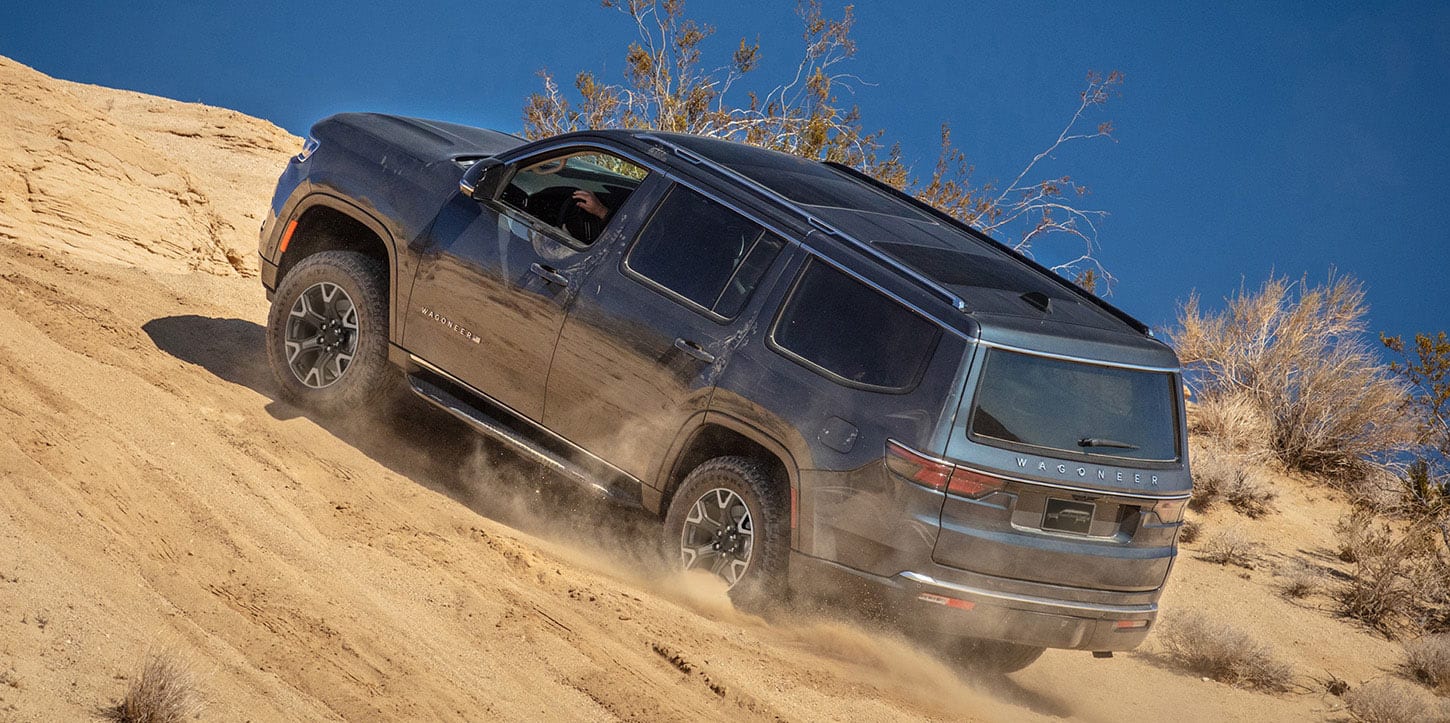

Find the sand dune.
xmin=0 ymin=56 xmax=1416 ymax=721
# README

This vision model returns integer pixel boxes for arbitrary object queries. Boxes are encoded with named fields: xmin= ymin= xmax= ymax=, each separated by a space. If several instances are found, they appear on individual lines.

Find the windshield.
xmin=968 ymin=349 xmax=1180 ymax=462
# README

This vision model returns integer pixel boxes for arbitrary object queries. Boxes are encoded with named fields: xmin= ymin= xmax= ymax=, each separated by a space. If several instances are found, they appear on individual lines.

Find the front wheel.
xmin=663 ymin=456 xmax=789 ymax=608
xmin=266 ymin=250 xmax=393 ymax=414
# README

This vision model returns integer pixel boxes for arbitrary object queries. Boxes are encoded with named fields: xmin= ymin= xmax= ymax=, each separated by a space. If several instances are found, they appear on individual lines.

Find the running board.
xmin=405 ymin=372 xmax=642 ymax=506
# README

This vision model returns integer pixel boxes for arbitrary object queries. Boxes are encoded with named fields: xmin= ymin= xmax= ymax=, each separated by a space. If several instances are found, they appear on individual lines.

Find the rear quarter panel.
xmin=707 ymin=252 xmax=972 ymax=574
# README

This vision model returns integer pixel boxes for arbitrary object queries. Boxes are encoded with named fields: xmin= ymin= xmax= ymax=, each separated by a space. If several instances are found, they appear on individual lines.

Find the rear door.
xmin=403 ymin=147 xmax=656 ymax=420
xmin=543 ymin=183 xmax=790 ymax=482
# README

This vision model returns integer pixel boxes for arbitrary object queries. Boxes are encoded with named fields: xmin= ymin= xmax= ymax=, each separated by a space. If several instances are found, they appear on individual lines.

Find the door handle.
xmin=673 ymin=338 xmax=716 ymax=364
xmin=529 ymin=263 xmax=570 ymax=287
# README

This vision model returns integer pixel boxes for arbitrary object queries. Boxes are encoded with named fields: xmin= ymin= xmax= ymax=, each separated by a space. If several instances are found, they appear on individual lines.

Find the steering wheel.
xmin=556 ymin=192 xmax=600 ymax=243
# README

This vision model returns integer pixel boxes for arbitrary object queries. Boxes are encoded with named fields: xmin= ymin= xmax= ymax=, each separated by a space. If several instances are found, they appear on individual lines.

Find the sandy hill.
xmin=0 ymin=55 xmax=1434 ymax=721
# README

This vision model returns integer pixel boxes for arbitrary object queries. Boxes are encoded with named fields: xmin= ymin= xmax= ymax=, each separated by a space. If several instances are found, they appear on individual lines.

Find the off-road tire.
xmin=949 ymin=638 xmax=1046 ymax=674
xmin=266 ymin=251 xmax=393 ymax=415
xmin=664 ymin=456 xmax=789 ymax=609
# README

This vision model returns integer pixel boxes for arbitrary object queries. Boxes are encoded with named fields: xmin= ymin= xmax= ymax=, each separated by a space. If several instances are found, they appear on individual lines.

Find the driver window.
xmin=498 ymin=149 xmax=649 ymax=246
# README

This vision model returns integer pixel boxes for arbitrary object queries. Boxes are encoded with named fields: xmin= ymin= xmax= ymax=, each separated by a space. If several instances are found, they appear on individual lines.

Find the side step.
xmin=405 ymin=372 xmax=642 ymax=506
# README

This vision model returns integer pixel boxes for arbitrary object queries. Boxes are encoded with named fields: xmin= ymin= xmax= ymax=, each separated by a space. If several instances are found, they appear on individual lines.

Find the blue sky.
xmin=5 ymin=1 xmax=1447 ymax=342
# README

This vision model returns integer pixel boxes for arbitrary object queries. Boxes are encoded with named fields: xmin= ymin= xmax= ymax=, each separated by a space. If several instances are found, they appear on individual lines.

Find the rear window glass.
xmin=772 ymin=261 xmax=939 ymax=391
xmin=969 ymin=349 xmax=1179 ymax=462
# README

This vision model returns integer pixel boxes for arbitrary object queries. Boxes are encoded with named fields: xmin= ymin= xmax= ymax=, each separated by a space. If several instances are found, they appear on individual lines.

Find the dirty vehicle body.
xmin=258 ymin=113 xmax=1191 ymax=671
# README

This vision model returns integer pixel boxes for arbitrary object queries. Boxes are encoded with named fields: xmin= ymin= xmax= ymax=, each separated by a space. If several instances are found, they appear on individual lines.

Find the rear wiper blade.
xmin=1078 ymin=437 xmax=1140 ymax=450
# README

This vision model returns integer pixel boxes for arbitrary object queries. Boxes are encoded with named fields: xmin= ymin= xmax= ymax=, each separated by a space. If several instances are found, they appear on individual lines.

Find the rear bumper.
xmin=790 ymin=552 xmax=1158 ymax=651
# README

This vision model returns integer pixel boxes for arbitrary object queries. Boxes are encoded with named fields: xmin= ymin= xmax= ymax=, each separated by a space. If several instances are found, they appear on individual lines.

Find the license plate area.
xmin=1043 ymin=498 xmax=1095 ymax=535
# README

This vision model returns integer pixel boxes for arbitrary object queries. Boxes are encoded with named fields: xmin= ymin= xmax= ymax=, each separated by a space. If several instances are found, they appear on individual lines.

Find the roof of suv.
xmin=610 ymin=132 xmax=1178 ymax=362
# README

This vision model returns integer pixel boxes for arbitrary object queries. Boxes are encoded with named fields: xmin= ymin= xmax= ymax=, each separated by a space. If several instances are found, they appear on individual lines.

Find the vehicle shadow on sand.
xmin=141 ymin=313 xmax=662 ymax=558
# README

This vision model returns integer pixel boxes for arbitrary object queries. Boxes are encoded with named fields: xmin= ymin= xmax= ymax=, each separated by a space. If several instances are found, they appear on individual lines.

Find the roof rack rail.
xmin=823 ymin=160 xmax=1153 ymax=336
xmin=635 ymin=133 xmax=968 ymax=313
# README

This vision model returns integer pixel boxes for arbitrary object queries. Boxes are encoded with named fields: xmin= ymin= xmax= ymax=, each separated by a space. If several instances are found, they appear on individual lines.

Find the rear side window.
xmin=969 ymin=349 xmax=1180 ymax=462
xmin=771 ymin=261 xmax=939 ymax=391
xmin=625 ymin=185 xmax=784 ymax=319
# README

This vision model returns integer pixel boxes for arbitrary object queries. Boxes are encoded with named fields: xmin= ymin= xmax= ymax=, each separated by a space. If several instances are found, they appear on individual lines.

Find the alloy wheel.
xmin=679 ymin=488 xmax=755 ymax=588
xmin=284 ymin=281 xmax=359 ymax=388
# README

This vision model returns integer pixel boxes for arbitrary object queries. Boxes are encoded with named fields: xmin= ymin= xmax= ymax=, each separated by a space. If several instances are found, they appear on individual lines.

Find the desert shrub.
xmin=1382 ymin=332 xmax=1450 ymax=518
xmin=109 ymin=654 xmax=200 ymax=723
xmin=1200 ymin=528 xmax=1257 ymax=568
xmin=1404 ymin=635 xmax=1450 ymax=694
xmin=1345 ymin=679 xmax=1450 ymax=723
xmin=1178 ymin=519 xmax=1202 ymax=544
xmin=1190 ymin=448 xmax=1275 ymax=517
xmin=1189 ymin=392 xmax=1272 ymax=455
xmin=1155 ymin=610 xmax=1294 ymax=691
xmin=1337 ymin=509 xmax=1393 ymax=563
xmin=1174 ymin=274 xmax=1414 ymax=478
xmin=1276 ymin=561 xmax=1322 ymax=599
xmin=1338 ymin=515 xmax=1450 ymax=635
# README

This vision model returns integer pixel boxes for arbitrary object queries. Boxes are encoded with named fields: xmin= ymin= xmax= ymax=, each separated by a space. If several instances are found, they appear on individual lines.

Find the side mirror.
xmin=459 ymin=158 xmax=506 ymax=201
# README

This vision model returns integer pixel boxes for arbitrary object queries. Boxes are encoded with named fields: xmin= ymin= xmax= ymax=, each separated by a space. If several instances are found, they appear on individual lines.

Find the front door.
xmin=544 ymin=183 xmax=791 ymax=482
xmin=403 ymin=147 xmax=656 ymax=420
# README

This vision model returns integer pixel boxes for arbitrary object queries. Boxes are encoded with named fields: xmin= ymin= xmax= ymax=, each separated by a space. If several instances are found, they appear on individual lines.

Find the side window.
xmin=625 ymin=186 xmax=785 ymax=319
xmin=772 ymin=260 xmax=940 ymax=391
xmin=497 ymin=149 xmax=648 ymax=245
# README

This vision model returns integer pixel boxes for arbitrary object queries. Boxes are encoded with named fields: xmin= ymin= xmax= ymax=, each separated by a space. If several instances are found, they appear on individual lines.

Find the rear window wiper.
xmin=1078 ymin=437 xmax=1140 ymax=451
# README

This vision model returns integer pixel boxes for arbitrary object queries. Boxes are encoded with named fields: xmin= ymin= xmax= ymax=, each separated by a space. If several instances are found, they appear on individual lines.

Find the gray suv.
xmin=257 ymin=114 xmax=1190 ymax=673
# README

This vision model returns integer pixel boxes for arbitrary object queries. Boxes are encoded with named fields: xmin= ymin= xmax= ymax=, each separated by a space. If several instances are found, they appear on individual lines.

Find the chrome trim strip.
xmin=954 ymin=462 xmax=1191 ymax=501
xmin=890 ymin=438 xmax=1188 ymax=501
xmin=791 ymin=249 xmax=975 ymax=341
xmin=977 ymin=339 xmax=1180 ymax=373
xmin=408 ymin=354 xmax=639 ymax=482
xmin=635 ymin=133 xmax=969 ymax=313
xmin=899 ymin=571 xmax=1159 ymax=615
xmin=498 ymin=137 xmax=974 ymax=342
xmin=495 ymin=138 xmax=806 ymax=250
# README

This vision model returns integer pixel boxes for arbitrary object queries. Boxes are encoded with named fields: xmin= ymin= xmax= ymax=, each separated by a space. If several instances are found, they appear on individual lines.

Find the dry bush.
xmin=1189 ymin=392 xmax=1272 ymax=455
xmin=1174 ymin=274 xmax=1414 ymax=479
xmin=1337 ymin=509 xmax=1394 ymax=563
xmin=1155 ymin=610 xmax=1294 ymax=691
xmin=109 ymin=654 xmax=201 ymax=723
xmin=1200 ymin=528 xmax=1257 ymax=568
xmin=1405 ymin=635 xmax=1450 ymax=694
xmin=1178 ymin=518 xmax=1202 ymax=544
xmin=1190 ymin=445 xmax=1276 ymax=518
xmin=1345 ymin=679 xmax=1450 ymax=723
xmin=1276 ymin=561 xmax=1323 ymax=600
xmin=1338 ymin=515 xmax=1450 ymax=635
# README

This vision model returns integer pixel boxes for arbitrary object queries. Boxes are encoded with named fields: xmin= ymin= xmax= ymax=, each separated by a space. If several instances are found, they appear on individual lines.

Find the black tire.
xmin=266 ymin=251 xmax=394 ymax=414
xmin=948 ymin=638 xmax=1046 ymax=674
xmin=663 ymin=456 xmax=789 ymax=608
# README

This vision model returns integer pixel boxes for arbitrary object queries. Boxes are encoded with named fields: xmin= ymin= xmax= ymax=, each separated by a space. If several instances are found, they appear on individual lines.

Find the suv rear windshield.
xmin=968 ymin=349 xmax=1179 ymax=462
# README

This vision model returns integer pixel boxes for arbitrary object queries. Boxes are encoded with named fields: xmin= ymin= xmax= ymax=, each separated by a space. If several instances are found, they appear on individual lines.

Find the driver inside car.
xmin=571 ymin=189 xmax=611 ymax=221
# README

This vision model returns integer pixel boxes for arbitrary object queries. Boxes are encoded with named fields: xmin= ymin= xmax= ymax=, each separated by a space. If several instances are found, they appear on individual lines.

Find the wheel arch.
xmin=272 ymin=194 xmax=400 ymax=342
xmin=659 ymin=414 xmax=800 ymax=529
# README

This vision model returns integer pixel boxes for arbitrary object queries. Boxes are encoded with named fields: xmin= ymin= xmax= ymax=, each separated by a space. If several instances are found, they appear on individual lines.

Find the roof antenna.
xmin=1020 ymin=291 xmax=1052 ymax=313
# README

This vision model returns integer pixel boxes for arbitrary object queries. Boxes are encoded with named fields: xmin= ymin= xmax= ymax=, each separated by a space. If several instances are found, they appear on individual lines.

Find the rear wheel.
xmin=664 ymin=456 xmax=789 ymax=608
xmin=947 ymin=638 xmax=1046 ymax=674
xmin=266 ymin=250 xmax=393 ymax=414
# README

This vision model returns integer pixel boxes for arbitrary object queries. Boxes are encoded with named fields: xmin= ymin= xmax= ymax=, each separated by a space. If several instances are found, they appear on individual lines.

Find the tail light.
xmin=885 ymin=440 xmax=1006 ymax=499
xmin=1150 ymin=497 xmax=1188 ymax=524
